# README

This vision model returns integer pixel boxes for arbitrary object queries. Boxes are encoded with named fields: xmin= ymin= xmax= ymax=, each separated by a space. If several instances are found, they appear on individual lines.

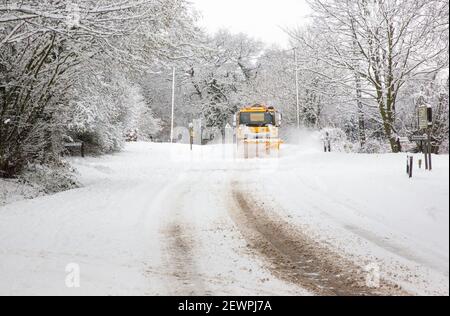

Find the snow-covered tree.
xmin=67 ymin=60 xmax=161 ymax=152
xmin=0 ymin=0 xmax=198 ymax=176
xmin=289 ymin=0 xmax=449 ymax=152
xmin=181 ymin=31 xmax=264 ymax=131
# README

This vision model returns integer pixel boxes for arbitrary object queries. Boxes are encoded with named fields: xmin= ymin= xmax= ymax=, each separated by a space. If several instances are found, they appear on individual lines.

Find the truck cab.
xmin=233 ymin=105 xmax=282 ymax=157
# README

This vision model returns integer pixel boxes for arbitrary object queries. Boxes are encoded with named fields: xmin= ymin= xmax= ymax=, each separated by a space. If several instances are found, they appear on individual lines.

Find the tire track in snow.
xmin=156 ymin=169 xmax=308 ymax=296
xmin=269 ymin=173 xmax=449 ymax=287
xmin=229 ymin=185 xmax=408 ymax=296
xmin=163 ymin=222 xmax=205 ymax=295
xmin=159 ymin=177 xmax=207 ymax=296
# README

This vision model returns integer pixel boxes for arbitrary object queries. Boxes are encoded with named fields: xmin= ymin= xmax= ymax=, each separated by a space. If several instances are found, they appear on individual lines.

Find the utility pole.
xmin=170 ymin=67 xmax=176 ymax=143
xmin=294 ymin=47 xmax=300 ymax=129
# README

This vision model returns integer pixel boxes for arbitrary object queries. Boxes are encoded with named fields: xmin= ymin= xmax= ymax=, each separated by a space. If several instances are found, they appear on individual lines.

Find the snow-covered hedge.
xmin=0 ymin=179 xmax=42 ymax=207
xmin=440 ymin=137 xmax=449 ymax=154
xmin=0 ymin=161 xmax=79 ymax=206
xmin=20 ymin=162 xmax=79 ymax=195
xmin=319 ymin=128 xmax=393 ymax=154
xmin=359 ymin=139 xmax=392 ymax=154
xmin=67 ymin=71 xmax=161 ymax=154
xmin=320 ymin=128 xmax=355 ymax=153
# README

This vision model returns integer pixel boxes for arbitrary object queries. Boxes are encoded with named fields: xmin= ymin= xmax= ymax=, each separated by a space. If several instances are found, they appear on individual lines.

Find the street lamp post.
xmin=294 ymin=47 xmax=300 ymax=129
xmin=170 ymin=67 xmax=176 ymax=143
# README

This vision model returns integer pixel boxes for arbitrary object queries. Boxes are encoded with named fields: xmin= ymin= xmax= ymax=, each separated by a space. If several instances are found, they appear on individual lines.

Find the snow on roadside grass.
xmin=0 ymin=179 xmax=42 ymax=207
xmin=0 ymin=163 xmax=78 ymax=207
xmin=0 ymin=143 xmax=180 ymax=295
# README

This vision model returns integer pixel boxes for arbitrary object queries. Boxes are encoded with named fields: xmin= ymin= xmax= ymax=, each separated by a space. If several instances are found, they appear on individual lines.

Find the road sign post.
xmin=426 ymin=106 xmax=433 ymax=171
xmin=427 ymin=129 xmax=432 ymax=171
xmin=324 ymin=132 xmax=331 ymax=153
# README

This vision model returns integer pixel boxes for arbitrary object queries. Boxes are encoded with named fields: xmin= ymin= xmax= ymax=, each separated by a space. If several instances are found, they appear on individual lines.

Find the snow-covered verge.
xmin=249 ymin=144 xmax=449 ymax=295
xmin=0 ymin=179 xmax=42 ymax=207
xmin=0 ymin=163 xmax=78 ymax=207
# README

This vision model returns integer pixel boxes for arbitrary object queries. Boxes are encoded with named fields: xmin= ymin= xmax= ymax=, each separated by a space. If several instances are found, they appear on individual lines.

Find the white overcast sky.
xmin=190 ymin=0 xmax=311 ymax=47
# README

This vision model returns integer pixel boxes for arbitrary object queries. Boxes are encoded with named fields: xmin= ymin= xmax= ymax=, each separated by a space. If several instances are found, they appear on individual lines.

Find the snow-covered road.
xmin=0 ymin=142 xmax=448 ymax=295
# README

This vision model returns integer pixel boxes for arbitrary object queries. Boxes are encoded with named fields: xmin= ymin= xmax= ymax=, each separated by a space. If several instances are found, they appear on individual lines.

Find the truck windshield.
xmin=240 ymin=112 xmax=275 ymax=127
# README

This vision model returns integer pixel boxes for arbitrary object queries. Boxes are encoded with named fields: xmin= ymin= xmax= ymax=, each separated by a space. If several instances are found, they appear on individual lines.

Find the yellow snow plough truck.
xmin=233 ymin=105 xmax=283 ymax=158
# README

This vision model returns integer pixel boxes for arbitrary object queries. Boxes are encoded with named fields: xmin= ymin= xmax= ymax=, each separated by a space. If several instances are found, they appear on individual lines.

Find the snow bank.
xmin=0 ymin=163 xmax=78 ymax=207
xmin=0 ymin=179 xmax=41 ymax=206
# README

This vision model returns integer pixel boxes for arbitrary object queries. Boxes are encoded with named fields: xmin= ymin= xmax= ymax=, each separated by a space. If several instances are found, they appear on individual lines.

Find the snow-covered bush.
xmin=0 ymin=31 xmax=73 ymax=177
xmin=440 ymin=137 xmax=449 ymax=154
xmin=125 ymin=129 xmax=139 ymax=142
xmin=0 ymin=178 xmax=42 ymax=206
xmin=67 ymin=69 xmax=161 ymax=153
xmin=0 ymin=0 xmax=197 ymax=177
xmin=320 ymin=128 xmax=355 ymax=153
xmin=123 ymin=85 xmax=162 ymax=141
xmin=359 ymin=139 xmax=391 ymax=154
xmin=0 ymin=160 xmax=78 ymax=206
xmin=67 ymin=75 xmax=126 ymax=154
xmin=319 ymin=128 xmax=395 ymax=154
xmin=20 ymin=161 xmax=79 ymax=195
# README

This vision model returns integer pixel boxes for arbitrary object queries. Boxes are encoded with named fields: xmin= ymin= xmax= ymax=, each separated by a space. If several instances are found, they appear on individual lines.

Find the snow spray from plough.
xmin=233 ymin=105 xmax=283 ymax=159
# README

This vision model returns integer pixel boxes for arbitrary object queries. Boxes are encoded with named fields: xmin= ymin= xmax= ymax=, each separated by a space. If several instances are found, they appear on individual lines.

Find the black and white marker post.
xmin=427 ymin=106 xmax=433 ymax=171
xmin=417 ymin=105 xmax=434 ymax=171
xmin=407 ymin=156 xmax=414 ymax=178
xmin=409 ymin=156 xmax=414 ymax=178
xmin=324 ymin=132 xmax=331 ymax=153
